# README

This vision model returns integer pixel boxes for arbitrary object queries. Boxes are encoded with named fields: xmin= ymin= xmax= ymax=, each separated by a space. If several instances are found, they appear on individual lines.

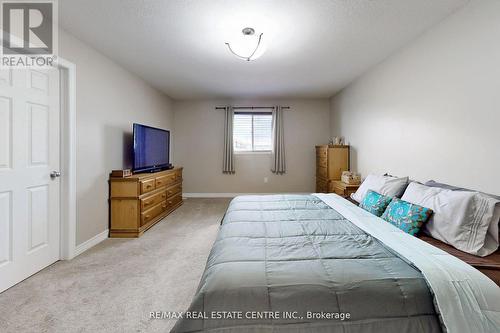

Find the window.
xmin=233 ymin=112 xmax=272 ymax=152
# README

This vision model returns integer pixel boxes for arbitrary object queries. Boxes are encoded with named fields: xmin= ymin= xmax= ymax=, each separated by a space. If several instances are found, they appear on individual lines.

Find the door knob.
xmin=50 ymin=171 xmax=61 ymax=179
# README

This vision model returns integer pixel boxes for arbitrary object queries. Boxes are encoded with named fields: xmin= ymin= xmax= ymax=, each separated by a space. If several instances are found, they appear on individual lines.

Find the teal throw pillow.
xmin=381 ymin=198 xmax=433 ymax=235
xmin=360 ymin=190 xmax=393 ymax=217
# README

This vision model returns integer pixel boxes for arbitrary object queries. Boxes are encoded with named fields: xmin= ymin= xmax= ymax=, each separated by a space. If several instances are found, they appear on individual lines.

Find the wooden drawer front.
xmin=140 ymin=179 xmax=156 ymax=194
xmin=155 ymin=175 xmax=170 ymax=188
xmin=166 ymin=183 xmax=182 ymax=197
xmin=316 ymin=147 xmax=327 ymax=156
xmin=110 ymin=181 xmax=138 ymax=198
xmin=168 ymin=169 xmax=182 ymax=184
xmin=167 ymin=193 xmax=182 ymax=209
xmin=141 ymin=201 xmax=167 ymax=226
xmin=316 ymin=166 xmax=327 ymax=179
xmin=329 ymin=182 xmax=358 ymax=198
xmin=141 ymin=191 xmax=167 ymax=210
xmin=160 ymin=172 xmax=179 ymax=187
xmin=331 ymin=185 xmax=355 ymax=198
xmin=333 ymin=187 xmax=345 ymax=196
xmin=316 ymin=179 xmax=327 ymax=193
xmin=317 ymin=156 xmax=327 ymax=168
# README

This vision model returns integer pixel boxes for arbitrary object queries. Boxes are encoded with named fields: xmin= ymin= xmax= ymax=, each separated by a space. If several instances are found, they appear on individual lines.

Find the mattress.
xmin=171 ymin=194 xmax=441 ymax=333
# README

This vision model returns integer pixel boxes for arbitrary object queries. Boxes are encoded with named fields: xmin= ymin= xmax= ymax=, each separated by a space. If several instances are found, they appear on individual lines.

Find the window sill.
xmin=235 ymin=151 xmax=272 ymax=155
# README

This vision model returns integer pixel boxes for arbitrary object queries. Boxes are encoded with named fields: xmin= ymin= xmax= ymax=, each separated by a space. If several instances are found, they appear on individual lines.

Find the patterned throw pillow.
xmin=360 ymin=190 xmax=393 ymax=217
xmin=381 ymin=198 xmax=433 ymax=235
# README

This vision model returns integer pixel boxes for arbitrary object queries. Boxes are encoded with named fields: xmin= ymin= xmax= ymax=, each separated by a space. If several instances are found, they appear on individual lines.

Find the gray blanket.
xmin=172 ymin=195 xmax=441 ymax=333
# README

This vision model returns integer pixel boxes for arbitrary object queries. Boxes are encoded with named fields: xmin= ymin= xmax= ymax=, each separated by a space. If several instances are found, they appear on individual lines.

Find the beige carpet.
xmin=0 ymin=198 xmax=230 ymax=333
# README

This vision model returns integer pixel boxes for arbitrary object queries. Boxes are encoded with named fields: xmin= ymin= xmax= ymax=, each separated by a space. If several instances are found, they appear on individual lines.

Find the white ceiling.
xmin=59 ymin=0 xmax=469 ymax=100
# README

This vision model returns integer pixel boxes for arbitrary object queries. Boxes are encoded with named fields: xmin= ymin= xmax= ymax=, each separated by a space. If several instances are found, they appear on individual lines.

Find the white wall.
xmin=173 ymin=99 xmax=330 ymax=194
xmin=59 ymin=30 xmax=174 ymax=245
xmin=330 ymin=0 xmax=500 ymax=194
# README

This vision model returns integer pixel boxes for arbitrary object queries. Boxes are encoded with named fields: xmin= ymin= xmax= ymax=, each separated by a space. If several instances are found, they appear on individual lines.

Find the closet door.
xmin=0 ymin=67 xmax=60 ymax=293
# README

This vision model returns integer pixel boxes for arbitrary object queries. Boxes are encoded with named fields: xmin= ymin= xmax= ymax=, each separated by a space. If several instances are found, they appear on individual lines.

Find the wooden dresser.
xmin=315 ymin=145 xmax=350 ymax=193
xmin=109 ymin=167 xmax=183 ymax=238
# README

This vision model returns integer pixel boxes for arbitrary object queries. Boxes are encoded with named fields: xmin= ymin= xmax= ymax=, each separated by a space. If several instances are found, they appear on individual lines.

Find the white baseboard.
xmin=74 ymin=229 xmax=109 ymax=257
xmin=183 ymin=192 xmax=309 ymax=198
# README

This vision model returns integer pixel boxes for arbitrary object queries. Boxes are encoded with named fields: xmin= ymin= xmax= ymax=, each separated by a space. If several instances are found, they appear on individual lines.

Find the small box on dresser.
xmin=109 ymin=167 xmax=183 ymax=238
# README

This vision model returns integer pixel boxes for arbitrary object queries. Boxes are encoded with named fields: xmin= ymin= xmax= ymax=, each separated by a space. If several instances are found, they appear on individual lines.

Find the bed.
xmin=172 ymin=194 xmax=500 ymax=333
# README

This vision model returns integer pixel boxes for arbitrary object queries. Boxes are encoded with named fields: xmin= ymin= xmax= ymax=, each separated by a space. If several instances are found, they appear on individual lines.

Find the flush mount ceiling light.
xmin=225 ymin=27 xmax=265 ymax=61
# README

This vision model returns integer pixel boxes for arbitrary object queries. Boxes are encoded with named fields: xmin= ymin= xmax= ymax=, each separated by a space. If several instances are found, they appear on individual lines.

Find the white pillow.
xmin=470 ymin=194 xmax=500 ymax=256
xmin=351 ymin=174 xmax=409 ymax=203
xmin=402 ymin=182 xmax=500 ymax=256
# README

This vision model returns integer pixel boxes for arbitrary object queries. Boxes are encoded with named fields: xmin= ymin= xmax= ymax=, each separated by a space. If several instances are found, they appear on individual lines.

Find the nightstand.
xmin=329 ymin=180 xmax=360 ymax=198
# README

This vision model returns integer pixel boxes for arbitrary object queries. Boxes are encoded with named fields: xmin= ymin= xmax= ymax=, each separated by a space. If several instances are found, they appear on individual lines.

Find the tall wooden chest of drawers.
xmin=109 ymin=167 xmax=183 ymax=238
xmin=315 ymin=145 xmax=350 ymax=193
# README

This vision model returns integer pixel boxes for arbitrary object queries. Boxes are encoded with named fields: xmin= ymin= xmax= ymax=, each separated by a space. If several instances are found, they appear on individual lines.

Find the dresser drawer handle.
xmin=157 ymin=181 xmax=162 ymax=185
xmin=162 ymin=204 xmax=167 ymax=209
xmin=162 ymin=194 xmax=166 ymax=198
xmin=168 ymin=200 xmax=172 ymax=205
xmin=145 ymin=184 xmax=152 ymax=189
xmin=145 ymin=215 xmax=151 ymax=219
xmin=144 ymin=201 xmax=151 ymax=206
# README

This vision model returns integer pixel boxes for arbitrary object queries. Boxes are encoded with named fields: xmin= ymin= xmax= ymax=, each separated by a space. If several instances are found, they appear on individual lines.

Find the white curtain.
xmin=271 ymin=106 xmax=286 ymax=174
xmin=222 ymin=106 xmax=235 ymax=174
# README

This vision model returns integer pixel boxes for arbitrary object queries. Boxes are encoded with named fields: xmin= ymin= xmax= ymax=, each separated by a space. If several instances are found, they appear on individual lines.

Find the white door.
xmin=0 ymin=67 xmax=60 ymax=293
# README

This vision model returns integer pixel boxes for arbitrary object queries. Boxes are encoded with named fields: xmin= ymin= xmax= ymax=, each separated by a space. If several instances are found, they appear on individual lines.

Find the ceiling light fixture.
xmin=225 ymin=27 xmax=265 ymax=61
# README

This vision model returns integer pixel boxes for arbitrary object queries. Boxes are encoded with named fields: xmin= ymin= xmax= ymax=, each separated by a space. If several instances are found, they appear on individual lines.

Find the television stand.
xmin=109 ymin=167 xmax=183 ymax=238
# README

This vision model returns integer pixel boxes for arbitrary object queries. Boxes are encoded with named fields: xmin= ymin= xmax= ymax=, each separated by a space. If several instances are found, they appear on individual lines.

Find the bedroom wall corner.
xmin=59 ymin=29 xmax=175 ymax=246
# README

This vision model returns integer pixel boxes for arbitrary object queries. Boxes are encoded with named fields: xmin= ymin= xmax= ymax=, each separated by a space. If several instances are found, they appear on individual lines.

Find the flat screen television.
xmin=133 ymin=123 xmax=171 ymax=173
